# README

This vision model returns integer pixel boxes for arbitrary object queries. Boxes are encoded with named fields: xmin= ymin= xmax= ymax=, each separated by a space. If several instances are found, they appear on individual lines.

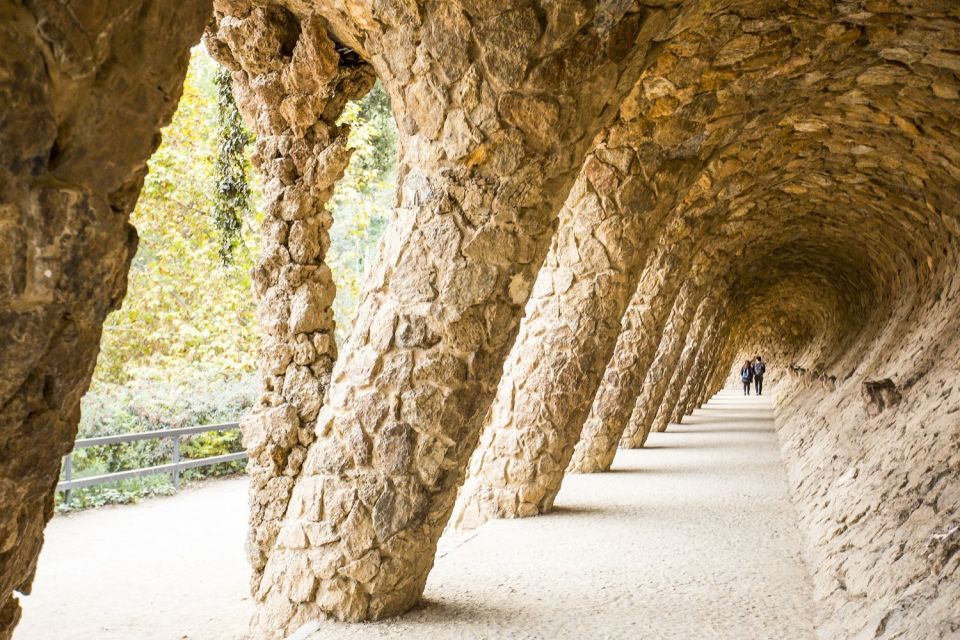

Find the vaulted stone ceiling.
xmin=1 ymin=2 xmax=957 ymax=640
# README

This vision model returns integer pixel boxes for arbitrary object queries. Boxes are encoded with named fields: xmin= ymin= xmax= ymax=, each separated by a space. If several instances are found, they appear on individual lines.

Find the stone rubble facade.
xmin=0 ymin=2 xmax=212 ymax=635
xmin=452 ymin=135 xmax=662 ymax=527
xmin=204 ymin=4 xmax=376 ymax=592
xmin=1 ymin=1 xmax=959 ymax=640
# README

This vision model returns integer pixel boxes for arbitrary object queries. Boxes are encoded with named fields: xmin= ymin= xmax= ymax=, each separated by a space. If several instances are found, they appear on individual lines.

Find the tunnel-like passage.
xmin=2 ymin=2 xmax=958 ymax=640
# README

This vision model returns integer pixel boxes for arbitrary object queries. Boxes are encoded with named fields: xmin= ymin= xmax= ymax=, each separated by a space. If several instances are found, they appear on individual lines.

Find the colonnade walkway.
xmin=18 ymin=390 xmax=816 ymax=640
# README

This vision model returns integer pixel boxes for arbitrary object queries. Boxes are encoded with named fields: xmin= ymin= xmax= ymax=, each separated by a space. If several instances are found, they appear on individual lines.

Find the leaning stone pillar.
xmin=652 ymin=298 xmax=717 ymax=433
xmin=451 ymin=142 xmax=660 ymax=527
xmin=704 ymin=337 xmax=736 ymax=400
xmin=667 ymin=299 xmax=722 ymax=424
xmin=680 ymin=313 xmax=728 ymax=416
xmin=204 ymin=6 xmax=376 ymax=592
xmin=678 ymin=340 xmax=713 ymax=416
xmin=695 ymin=330 xmax=725 ymax=407
xmin=718 ymin=340 xmax=738 ymax=393
xmin=249 ymin=5 xmax=678 ymax=635
xmin=0 ymin=3 xmax=210 ymax=638
xmin=566 ymin=238 xmax=695 ymax=473
xmin=619 ymin=280 xmax=704 ymax=447
xmin=672 ymin=318 xmax=716 ymax=420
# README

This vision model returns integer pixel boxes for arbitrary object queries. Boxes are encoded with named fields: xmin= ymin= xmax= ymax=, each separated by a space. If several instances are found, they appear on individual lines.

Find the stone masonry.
xmin=1 ymin=2 xmax=958 ymax=640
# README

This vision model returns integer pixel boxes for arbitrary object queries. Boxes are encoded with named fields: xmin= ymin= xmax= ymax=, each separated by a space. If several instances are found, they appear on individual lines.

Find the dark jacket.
xmin=740 ymin=366 xmax=754 ymax=382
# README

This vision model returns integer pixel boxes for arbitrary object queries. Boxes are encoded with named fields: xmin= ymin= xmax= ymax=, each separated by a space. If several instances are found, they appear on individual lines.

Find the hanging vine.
xmin=212 ymin=66 xmax=251 ymax=264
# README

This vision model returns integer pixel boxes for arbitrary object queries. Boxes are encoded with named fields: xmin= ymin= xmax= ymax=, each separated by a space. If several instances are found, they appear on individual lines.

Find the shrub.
xmin=55 ymin=364 xmax=255 ymax=512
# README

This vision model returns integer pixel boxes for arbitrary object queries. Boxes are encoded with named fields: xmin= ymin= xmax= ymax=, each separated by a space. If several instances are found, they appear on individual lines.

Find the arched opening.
xmin=13 ymin=30 xmax=400 ymax=638
xmin=2 ymin=3 xmax=958 ymax=640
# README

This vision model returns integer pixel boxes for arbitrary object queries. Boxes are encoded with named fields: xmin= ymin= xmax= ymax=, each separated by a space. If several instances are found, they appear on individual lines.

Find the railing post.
xmin=172 ymin=436 xmax=180 ymax=490
xmin=64 ymin=453 xmax=73 ymax=507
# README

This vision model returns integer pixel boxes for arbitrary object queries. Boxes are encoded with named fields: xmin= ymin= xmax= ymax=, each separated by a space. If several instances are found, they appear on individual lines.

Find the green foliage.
xmin=68 ymin=53 xmax=399 ymax=511
xmin=94 ymin=47 xmax=262 ymax=386
xmin=58 ymin=365 xmax=254 ymax=512
xmin=60 ymin=478 xmax=176 ymax=511
xmin=66 ymin=47 xmax=261 ymax=510
xmin=347 ymin=81 xmax=398 ymax=184
xmin=212 ymin=67 xmax=252 ymax=264
xmin=81 ymin=364 xmax=255 ymax=433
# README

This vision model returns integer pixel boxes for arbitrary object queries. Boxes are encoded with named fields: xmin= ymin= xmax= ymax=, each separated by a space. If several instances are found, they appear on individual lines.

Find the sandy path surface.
xmin=17 ymin=391 xmax=815 ymax=640
xmin=16 ymin=477 xmax=251 ymax=640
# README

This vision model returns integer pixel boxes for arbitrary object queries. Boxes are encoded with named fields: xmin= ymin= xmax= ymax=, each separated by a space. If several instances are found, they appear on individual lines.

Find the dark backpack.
xmin=741 ymin=368 xmax=751 ymax=382
xmin=754 ymin=361 xmax=765 ymax=376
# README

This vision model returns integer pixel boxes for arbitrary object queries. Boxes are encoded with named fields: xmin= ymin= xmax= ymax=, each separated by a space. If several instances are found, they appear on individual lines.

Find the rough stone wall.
xmin=244 ymin=3 xmax=678 ymax=636
xmin=765 ymin=276 xmax=960 ymax=639
xmin=0 ymin=2 xmax=210 ymax=638
xmin=2 ymin=1 xmax=959 ymax=639
xmin=204 ymin=4 xmax=376 ymax=592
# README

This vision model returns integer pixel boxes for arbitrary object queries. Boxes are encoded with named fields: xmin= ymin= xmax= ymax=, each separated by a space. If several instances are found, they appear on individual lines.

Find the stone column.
xmin=673 ymin=328 xmax=711 ymax=420
xmin=0 ymin=2 xmax=210 ymax=638
xmin=451 ymin=141 xmax=660 ymax=528
xmin=619 ymin=279 xmax=704 ymax=448
xmin=651 ymin=298 xmax=716 ymax=433
xmin=249 ymin=5 xmax=678 ymax=635
xmin=703 ymin=332 xmax=731 ymax=400
xmin=684 ymin=312 xmax=729 ymax=415
xmin=676 ymin=316 xmax=724 ymax=418
xmin=567 ymin=237 xmax=695 ymax=473
xmin=707 ymin=337 xmax=737 ymax=399
xmin=205 ymin=6 xmax=376 ymax=592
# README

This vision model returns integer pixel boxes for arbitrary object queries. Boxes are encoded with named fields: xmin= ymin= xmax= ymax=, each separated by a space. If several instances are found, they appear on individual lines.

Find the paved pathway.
xmin=17 ymin=390 xmax=815 ymax=640
xmin=16 ymin=478 xmax=251 ymax=640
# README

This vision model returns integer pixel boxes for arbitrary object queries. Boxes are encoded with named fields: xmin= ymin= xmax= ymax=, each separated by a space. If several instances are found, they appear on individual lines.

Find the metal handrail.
xmin=58 ymin=422 xmax=245 ymax=505
xmin=69 ymin=422 xmax=240 ymax=449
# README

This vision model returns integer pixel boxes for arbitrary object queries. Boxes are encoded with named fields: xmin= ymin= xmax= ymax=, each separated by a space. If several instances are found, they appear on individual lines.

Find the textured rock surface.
xmin=2 ymin=1 xmax=959 ymax=639
xmin=673 ymin=305 xmax=726 ymax=420
xmin=657 ymin=297 xmax=718 ymax=430
xmin=567 ymin=235 xmax=696 ymax=473
xmin=244 ymin=3 xmax=672 ymax=637
xmin=0 ymin=2 xmax=210 ymax=638
xmin=204 ymin=4 xmax=375 ymax=592
xmin=763 ymin=295 xmax=960 ymax=639
xmin=452 ymin=136 xmax=661 ymax=528
xmin=621 ymin=279 xmax=703 ymax=446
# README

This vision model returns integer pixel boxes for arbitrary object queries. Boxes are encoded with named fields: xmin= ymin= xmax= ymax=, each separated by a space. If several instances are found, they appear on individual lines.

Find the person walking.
xmin=753 ymin=356 xmax=766 ymax=395
xmin=740 ymin=360 xmax=754 ymax=395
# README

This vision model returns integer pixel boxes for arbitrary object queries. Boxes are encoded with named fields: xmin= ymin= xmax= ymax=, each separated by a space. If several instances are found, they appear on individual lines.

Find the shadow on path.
xmin=17 ymin=392 xmax=815 ymax=640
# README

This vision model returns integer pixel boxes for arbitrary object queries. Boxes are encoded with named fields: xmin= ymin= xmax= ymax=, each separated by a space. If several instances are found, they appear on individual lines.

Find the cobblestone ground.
xmin=16 ymin=390 xmax=814 ymax=640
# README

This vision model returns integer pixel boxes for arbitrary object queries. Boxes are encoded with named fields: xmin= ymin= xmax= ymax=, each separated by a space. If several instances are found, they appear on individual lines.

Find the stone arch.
xmin=2 ymin=2 xmax=959 ymax=640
